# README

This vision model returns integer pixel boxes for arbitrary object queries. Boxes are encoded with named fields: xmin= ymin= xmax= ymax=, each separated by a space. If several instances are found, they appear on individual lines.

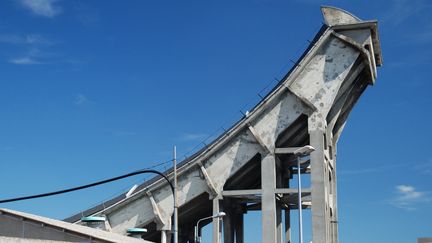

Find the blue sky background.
xmin=0 ymin=0 xmax=431 ymax=242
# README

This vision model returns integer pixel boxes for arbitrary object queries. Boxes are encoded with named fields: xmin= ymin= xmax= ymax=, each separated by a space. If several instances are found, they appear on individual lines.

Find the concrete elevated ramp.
xmin=66 ymin=6 xmax=382 ymax=243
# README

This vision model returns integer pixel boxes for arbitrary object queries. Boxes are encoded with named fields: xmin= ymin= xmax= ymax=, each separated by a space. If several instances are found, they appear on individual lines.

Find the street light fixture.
xmin=127 ymin=228 xmax=148 ymax=239
xmin=294 ymin=145 xmax=315 ymax=243
xmin=293 ymin=145 xmax=315 ymax=156
xmin=194 ymin=212 xmax=226 ymax=243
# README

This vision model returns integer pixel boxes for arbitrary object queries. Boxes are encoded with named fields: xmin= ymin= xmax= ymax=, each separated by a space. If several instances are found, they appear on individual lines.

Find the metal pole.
xmin=194 ymin=225 xmax=198 ymax=243
xmin=195 ymin=218 xmax=205 ymax=243
xmin=161 ymin=230 xmax=167 ymax=243
xmin=173 ymin=146 xmax=178 ymax=243
xmin=194 ymin=213 xmax=225 ymax=243
xmin=297 ymin=156 xmax=303 ymax=243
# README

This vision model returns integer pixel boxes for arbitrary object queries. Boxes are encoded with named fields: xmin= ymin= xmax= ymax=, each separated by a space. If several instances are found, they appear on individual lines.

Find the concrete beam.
xmin=248 ymin=124 xmax=271 ymax=154
xmin=197 ymin=162 xmax=218 ymax=199
xmin=276 ymin=188 xmax=312 ymax=195
xmin=274 ymin=147 xmax=304 ymax=154
xmin=222 ymin=188 xmax=311 ymax=197
xmin=147 ymin=192 xmax=168 ymax=230
xmin=222 ymin=189 xmax=262 ymax=197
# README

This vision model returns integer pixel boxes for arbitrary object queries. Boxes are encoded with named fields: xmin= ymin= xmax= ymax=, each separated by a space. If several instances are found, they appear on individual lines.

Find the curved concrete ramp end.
xmin=321 ymin=6 xmax=361 ymax=26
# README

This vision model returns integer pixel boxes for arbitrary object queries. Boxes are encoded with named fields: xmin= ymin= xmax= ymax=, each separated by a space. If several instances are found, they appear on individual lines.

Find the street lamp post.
xmin=173 ymin=146 xmax=178 ymax=243
xmin=194 ymin=212 xmax=226 ymax=243
xmin=293 ymin=145 xmax=315 ymax=243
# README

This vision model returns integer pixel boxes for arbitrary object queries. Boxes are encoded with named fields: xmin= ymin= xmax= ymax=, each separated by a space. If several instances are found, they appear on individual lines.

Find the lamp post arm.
xmin=197 ymin=215 xmax=214 ymax=227
xmin=195 ymin=215 xmax=218 ymax=243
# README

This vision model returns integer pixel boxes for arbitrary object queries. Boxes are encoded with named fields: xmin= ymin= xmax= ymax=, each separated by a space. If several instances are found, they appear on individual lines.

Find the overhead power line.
xmin=0 ymin=169 xmax=174 ymax=204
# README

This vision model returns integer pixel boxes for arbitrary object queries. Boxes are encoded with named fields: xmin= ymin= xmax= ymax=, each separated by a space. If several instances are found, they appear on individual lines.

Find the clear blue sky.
xmin=0 ymin=1 xmax=431 ymax=242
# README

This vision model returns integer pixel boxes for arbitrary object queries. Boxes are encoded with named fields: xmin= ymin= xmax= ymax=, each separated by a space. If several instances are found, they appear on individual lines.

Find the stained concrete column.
xmin=261 ymin=153 xmax=277 ymax=243
xmin=179 ymin=227 xmax=193 ymax=243
xmin=310 ymin=129 xmax=329 ymax=243
xmin=285 ymin=209 xmax=291 ymax=243
xmin=178 ymin=233 xmax=187 ymax=243
xmin=161 ymin=230 xmax=167 ymax=243
xmin=276 ymin=160 xmax=284 ymax=243
xmin=277 ymin=205 xmax=283 ymax=243
xmin=213 ymin=198 xmax=222 ymax=243
xmin=223 ymin=200 xmax=234 ymax=243
xmin=284 ymin=176 xmax=291 ymax=243
xmin=330 ymin=142 xmax=339 ymax=243
xmin=234 ymin=213 xmax=244 ymax=243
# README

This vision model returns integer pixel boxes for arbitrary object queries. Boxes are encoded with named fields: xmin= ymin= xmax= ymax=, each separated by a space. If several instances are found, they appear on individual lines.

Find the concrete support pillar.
xmin=261 ymin=153 xmax=277 ymax=243
xmin=223 ymin=200 xmax=234 ymax=243
xmin=277 ymin=204 xmax=283 ymax=243
xmin=178 ymin=234 xmax=187 ymax=243
xmin=285 ymin=209 xmax=291 ymax=243
xmin=330 ymin=142 xmax=339 ymax=243
xmin=276 ymin=157 xmax=284 ymax=243
xmin=213 ymin=198 xmax=222 ymax=243
xmin=234 ymin=213 xmax=244 ymax=243
xmin=310 ymin=129 xmax=329 ymax=243
xmin=189 ymin=227 xmax=195 ymax=243
xmin=178 ymin=227 xmax=193 ymax=243
xmin=284 ymin=177 xmax=291 ymax=243
xmin=167 ymin=231 xmax=172 ymax=243
xmin=161 ymin=230 xmax=167 ymax=243
xmin=223 ymin=217 xmax=234 ymax=243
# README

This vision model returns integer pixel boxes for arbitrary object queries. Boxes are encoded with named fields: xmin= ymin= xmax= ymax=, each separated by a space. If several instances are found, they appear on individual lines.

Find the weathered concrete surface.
xmin=65 ymin=6 xmax=382 ymax=243
xmin=321 ymin=6 xmax=361 ymax=26
xmin=0 ymin=237 xmax=77 ymax=243
xmin=0 ymin=208 xmax=152 ymax=243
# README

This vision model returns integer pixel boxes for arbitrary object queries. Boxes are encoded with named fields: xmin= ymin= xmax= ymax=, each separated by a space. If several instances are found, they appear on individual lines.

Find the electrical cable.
xmin=0 ymin=169 xmax=174 ymax=204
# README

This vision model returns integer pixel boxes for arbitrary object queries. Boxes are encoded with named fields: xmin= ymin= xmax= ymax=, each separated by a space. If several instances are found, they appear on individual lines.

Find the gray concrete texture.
xmin=0 ymin=208 xmax=152 ymax=243
xmin=48 ymin=6 xmax=381 ymax=243
xmin=0 ymin=237 xmax=79 ymax=243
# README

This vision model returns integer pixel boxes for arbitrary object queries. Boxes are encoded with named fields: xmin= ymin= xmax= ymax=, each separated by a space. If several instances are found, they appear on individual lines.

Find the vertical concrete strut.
xmin=212 ymin=198 xmax=222 ymax=243
xmin=330 ymin=142 xmax=339 ymax=243
xmin=161 ymin=230 xmax=167 ymax=243
xmin=309 ymin=127 xmax=329 ymax=243
xmin=285 ymin=209 xmax=291 ymax=243
xmin=234 ymin=213 xmax=244 ymax=243
xmin=282 ymin=171 xmax=291 ymax=243
xmin=276 ymin=156 xmax=284 ymax=243
xmin=222 ymin=200 xmax=235 ymax=243
xmin=261 ymin=153 xmax=277 ymax=243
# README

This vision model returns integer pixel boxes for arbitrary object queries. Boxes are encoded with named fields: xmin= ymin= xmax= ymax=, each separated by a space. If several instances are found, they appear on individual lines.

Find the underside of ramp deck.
xmin=66 ymin=6 xmax=382 ymax=243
